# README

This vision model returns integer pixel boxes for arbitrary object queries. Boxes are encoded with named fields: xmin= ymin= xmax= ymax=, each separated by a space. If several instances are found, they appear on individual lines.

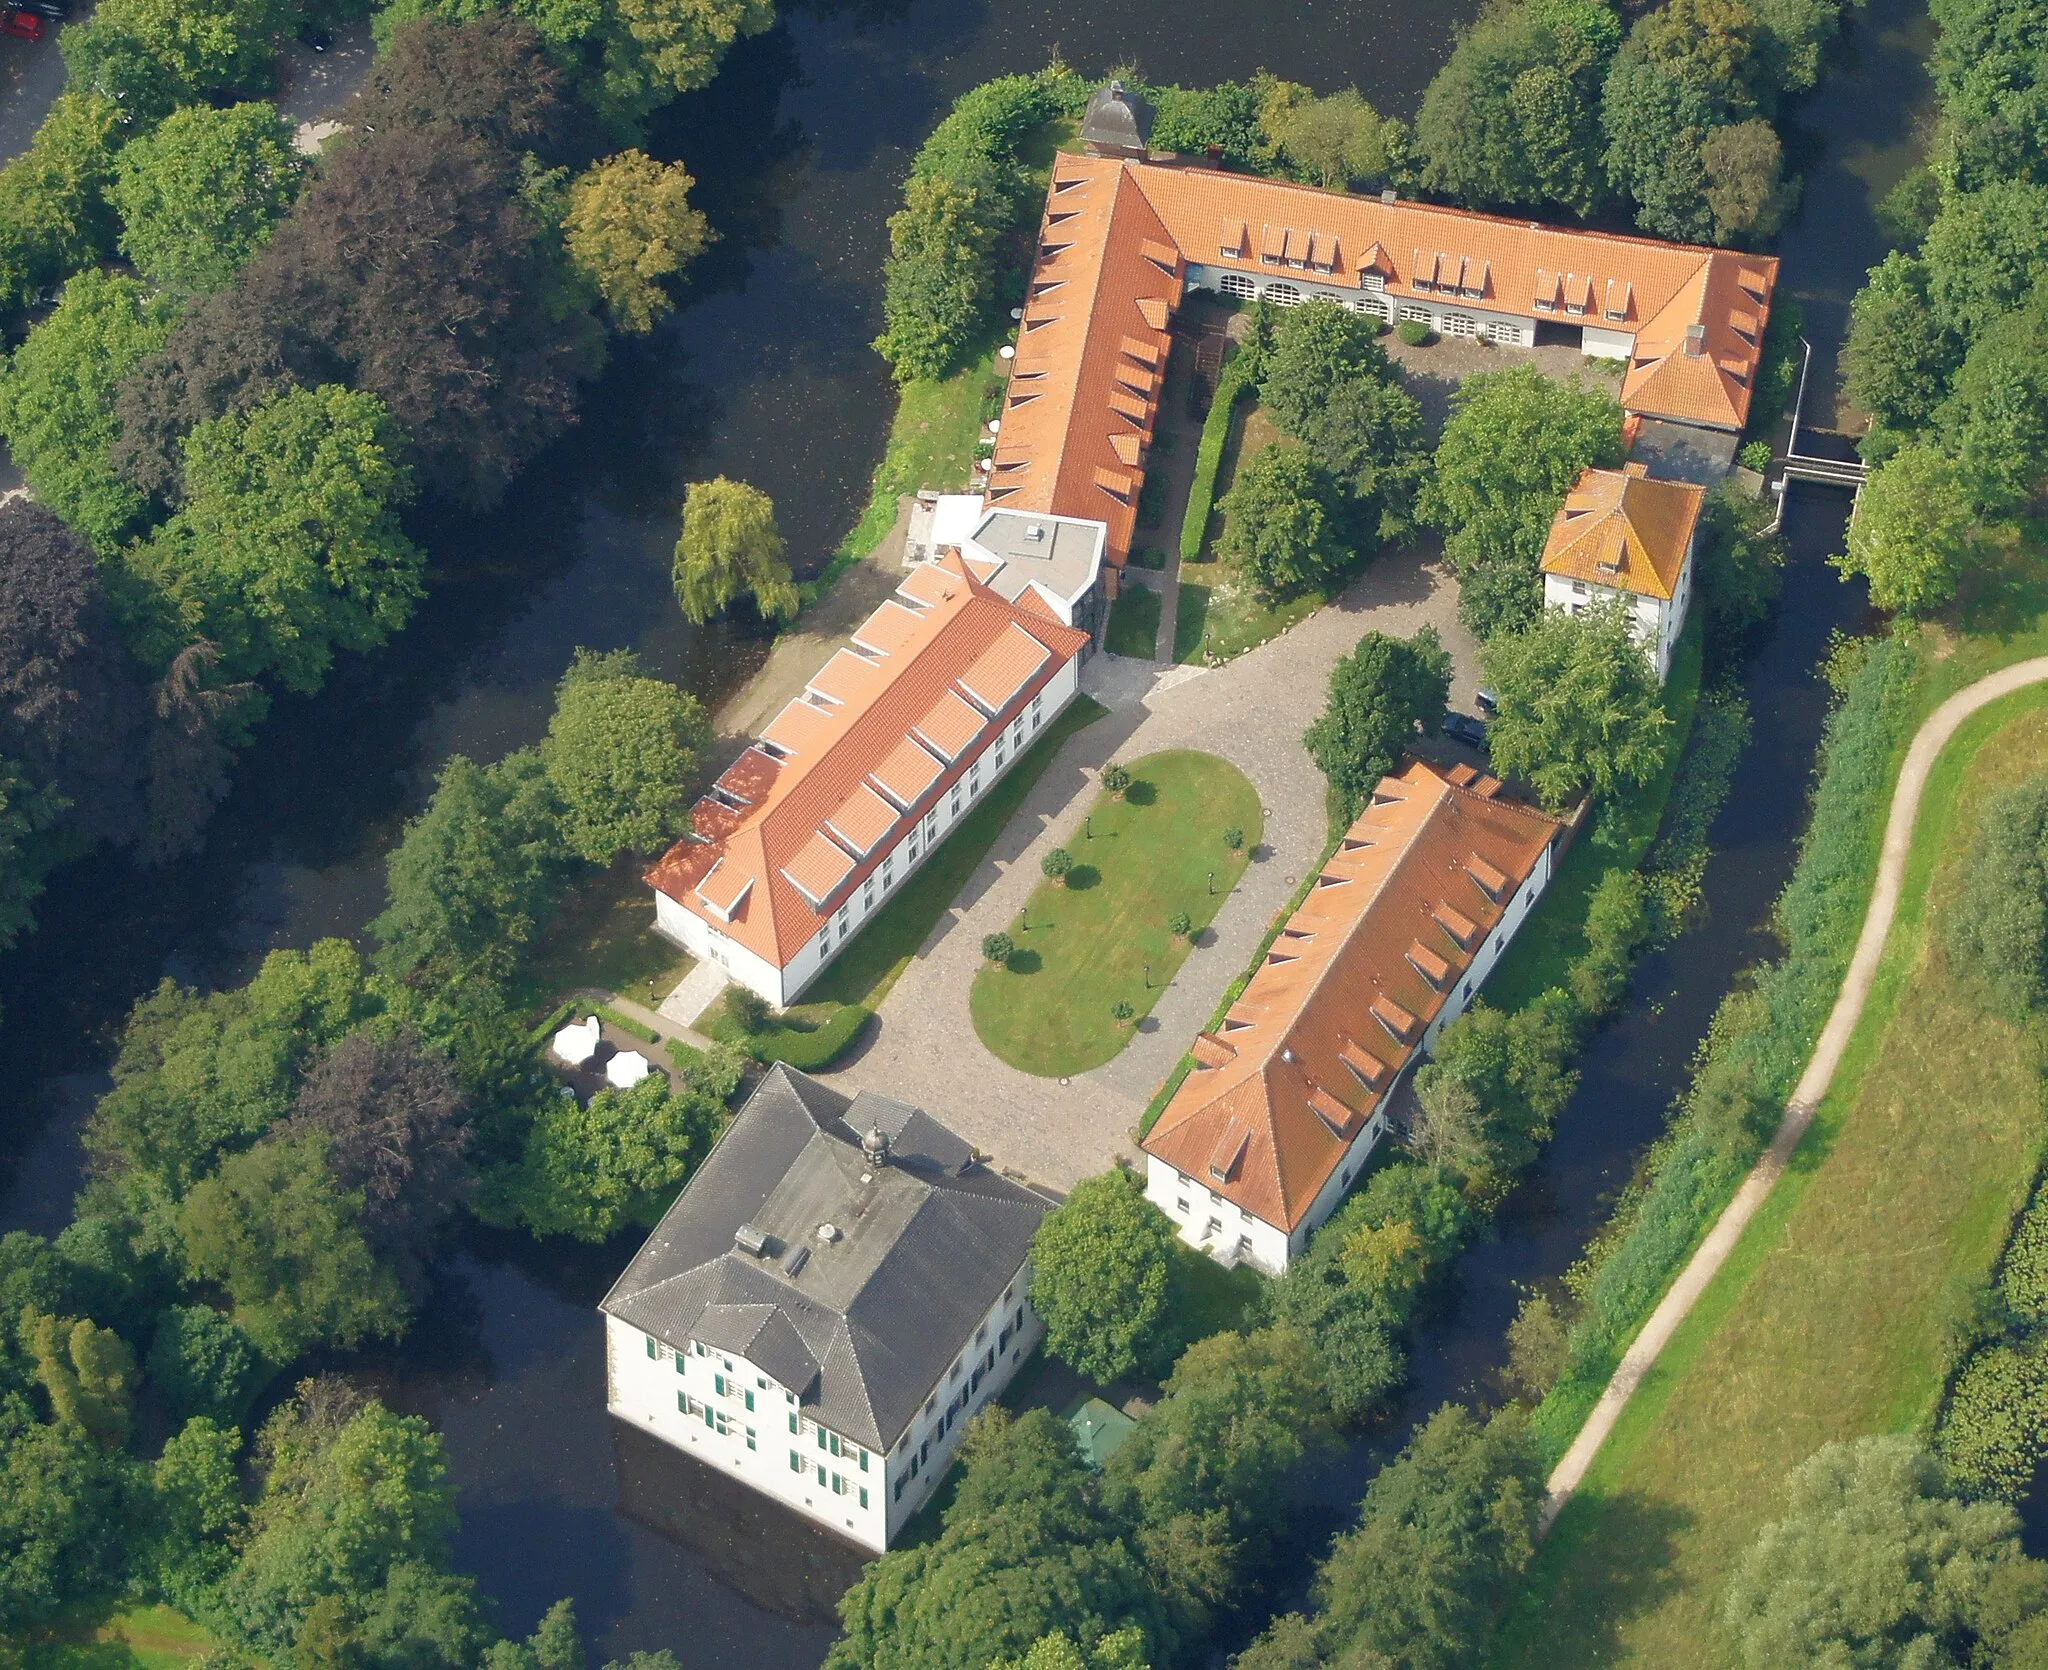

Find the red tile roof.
xmin=1142 ymin=760 xmax=1564 ymax=1233
xmin=647 ymin=557 xmax=1088 ymax=970
xmin=987 ymin=158 xmax=1776 ymax=571
xmin=1540 ymin=462 xmax=1706 ymax=601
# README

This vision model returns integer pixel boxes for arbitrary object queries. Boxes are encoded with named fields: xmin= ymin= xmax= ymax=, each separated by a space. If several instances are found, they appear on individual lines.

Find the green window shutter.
xmin=859 ymin=1487 xmax=869 ymax=1509
xmin=713 ymin=1373 xmax=724 ymax=1397
xmin=674 ymin=1352 xmax=685 ymax=1374
xmin=816 ymin=1428 xmax=827 ymax=1451
xmin=677 ymin=1391 xmax=686 ymax=1413
xmin=744 ymin=1390 xmax=755 ymax=1411
xmin=645 ymin=1335 xmax=658 ymax=1359
xmin=703 ymin=1405 xmax=714 ymax=1430
xmin=788 ymin=1412 xmax=798 ymax=1434
xmin=790 ymin=1451 xmax=801 ymax=1472
xmin=858 ymin=1448 xmax=868 ymax=1472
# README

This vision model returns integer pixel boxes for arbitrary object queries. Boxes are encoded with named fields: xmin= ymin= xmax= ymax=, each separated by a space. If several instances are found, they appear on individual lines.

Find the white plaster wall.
xmin=1146 ymin=1155 xmax=1293 ymax=1273
xmin=1183 ymin=263 xmax=1536 ymax=346
xmin=881 ymin=1261 xmax=1042 ymax=1544
xmin=1542 ymin=574 xmax=1680 ymax=684
xmin=606 ymin=1314 xmax=890 ymax=1550
xmin=1582 ymin=325 xmax=1636 ymax=359
xmin=652 ymin=654 xmax=1083 ymax=1009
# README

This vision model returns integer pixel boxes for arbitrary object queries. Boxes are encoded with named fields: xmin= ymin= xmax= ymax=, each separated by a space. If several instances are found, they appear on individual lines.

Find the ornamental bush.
xmin=982 ymin=931 xmax=1014 ymax=965
xmin=1042 ymin=846 xmax=1074 ymax=883
xmin=1102 ymin=762 xmax=1132 ymax=797
xmin=1168 ymin=911 xmax=1193 ymax=940
xmin=1396 ymin=318 xmax=1432 ymax=346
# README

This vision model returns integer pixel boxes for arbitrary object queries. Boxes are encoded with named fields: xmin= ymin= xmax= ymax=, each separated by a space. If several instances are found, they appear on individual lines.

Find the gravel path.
xmin=816 ymin=542 xmax=1479 ymax=1193
xmin=1540 ymin=654 xmax=2048 ymax=1528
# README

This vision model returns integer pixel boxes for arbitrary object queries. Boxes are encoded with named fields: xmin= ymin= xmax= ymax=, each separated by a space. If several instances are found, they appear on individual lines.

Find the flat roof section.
xmin=972 ymin=509 xmax=1105 ymax=611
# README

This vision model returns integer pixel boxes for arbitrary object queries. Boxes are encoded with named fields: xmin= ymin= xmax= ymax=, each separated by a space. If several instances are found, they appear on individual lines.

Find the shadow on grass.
xmin=1497 ymin=1489 xmax=1693 ymax=1666
xmin=1956 ymin=530 xmax=2048 ymax=639
xmin=1124 ymin=779 xmax=1157 ymax=806
xmin=1066 ymin=865 xmax=1102 ymax=891
xmin=1004 ymin=949 xmax=1042 ymax=975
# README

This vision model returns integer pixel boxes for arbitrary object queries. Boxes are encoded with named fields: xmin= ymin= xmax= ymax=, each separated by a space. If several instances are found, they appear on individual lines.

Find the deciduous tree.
xmin=1421 ymin=366 xmax=1624 ymax=640
xmin=1264 ymin=87 xmax=1401 ymax=189
xmin=564 ymin=150 xmax=711 ymax=334
xmin=490 ymin=1075 xmax=719 ymax=1242
xmin=1030 ymin=1168 xmax=1177 ymax=1384
xmin=59 ymin=0 xmax=289 ymax=127
xmin=1721 ymin=1437 xmax=2048 ymax=1668
xmin=0 ymin=93 xmax=122 ymax=313
xmin=0 ymin=1398 xmax=136 ymax=1631
xmin=1303 ymin=627 xmax=1453 ymax=812
xmin=873 ymin=172 xmax=1003 ymax=384
xmin=540 ymin=648 xmax=708 ymax=863
xmin=372 ymin=749 xmax=567 ymax=992
xmin=674 ymin=477 xmax=799 ymax=624
xmin=1218 ymin=443 xmax=1351 ymax=600
xmin=1843 ymin=253 xmax=1962 ymax=440
xmin=1702 ymin=117 xmax=1797 ymax=244
xmin=0 ymin=270 xmax=175 ymax=553
xmin=179 ymin=1133 xmax=410 ymax=1364
xmin=1947 ymin=772 xmax=2048 ymax=1013
xmin=146 ymin=1305 xmax=263 ymax=1428
xmin=1922 ymin=180 xmax=2048 ymax=342
xmin=23 ymin=1311 xmax=137 ymax=1451
xmin=111 ymin=103 xmax=302 ymax=297
xmin=1480 ymin=600 xmax=1671 ymax=809
xmin=1944 ymin=289 xmax=2048 ymax=515
xmin=1835 ymin=443 xmax=1974 ymax=615
xmin=127 ymin=384 xmax=425 ymax=694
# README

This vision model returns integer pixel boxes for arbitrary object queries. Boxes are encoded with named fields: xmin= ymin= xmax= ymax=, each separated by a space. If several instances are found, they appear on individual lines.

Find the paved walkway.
xmin=817 ymin=542 xmax=1479 ymax=1192
xmin=569 ymin=988 xmax=718 ymax=1056
xmin=1540 ymin=655 xmax=2048 ymax=1528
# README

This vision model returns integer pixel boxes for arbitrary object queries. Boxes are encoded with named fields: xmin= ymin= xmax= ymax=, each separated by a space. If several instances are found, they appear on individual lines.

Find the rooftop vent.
xmin=734 ymin=1222 xmax=772 ymax=1258
xmin=1685 ymin=323 xmax=1706 ymax=357
xmin=781 ymin=1244 xmax=810 ymax=1278
xmin=1025 ymin=523 xmax=1046 ymax=542
xmin=1381 ymin=188 xmax=1396 ymax=204
xmin=816 ymin=1223 xmax=841 ymax=1244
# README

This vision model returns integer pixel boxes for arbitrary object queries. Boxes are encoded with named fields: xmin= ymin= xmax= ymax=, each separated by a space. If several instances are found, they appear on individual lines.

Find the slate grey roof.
xmin=600 ymin=1065 xmax=1050 ymax=1453
xmin=1079 ymin=80 xmax=1155 ymax=157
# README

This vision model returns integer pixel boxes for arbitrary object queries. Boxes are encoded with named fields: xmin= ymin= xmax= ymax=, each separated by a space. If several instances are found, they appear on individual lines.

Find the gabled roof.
xmin=646 ymin=556 xmax=1087 ymax=968
xmin=1142 ymin=761 xmax=1564 ymax=1233
xmin=602 ymin=1066 xmax=1050 ymax=1452
xmin=986 ymin=160 xmax=1775 ymax=567
xmin=1540 ymin=462 xmax=1706 ymax=601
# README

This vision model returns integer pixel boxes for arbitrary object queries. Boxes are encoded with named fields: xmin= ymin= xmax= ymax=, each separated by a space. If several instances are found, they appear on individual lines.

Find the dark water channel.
xmin=0 ymin=0 xmax=1942 ymax=1656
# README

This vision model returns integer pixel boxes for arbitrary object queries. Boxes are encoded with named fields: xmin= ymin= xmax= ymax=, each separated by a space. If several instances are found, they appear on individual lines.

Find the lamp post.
xmin=1085 ymin=815 xmax=1092 ymax=840
xmin=1207 ymin=869 xmax=1214 ymax=896
xmin=1144 ymin=961 xmax=1152 ymax=989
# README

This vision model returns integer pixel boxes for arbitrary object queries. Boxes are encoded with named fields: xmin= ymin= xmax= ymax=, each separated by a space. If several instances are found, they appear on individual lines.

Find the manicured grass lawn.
xmin=1490 ymin=688 xmax=2048 ymax=1669
xmin=15 ymin=1603 xmax=213 ymax=1670
xmin=1482 ymin=614 xmax=1704 ymax=1013
xmin=703 ymin=696 xmax=1108 ymax=1062
xmin=970 ymin=749 xmax=1263 ymax=1076
xmin=1104 ymin=583 xmax=1161 ymax=659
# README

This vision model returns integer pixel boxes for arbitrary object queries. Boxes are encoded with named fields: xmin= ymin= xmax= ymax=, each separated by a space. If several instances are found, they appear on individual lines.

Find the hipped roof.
xmin=1540 ymin=463 xmax=1706 ymax=601
xmin=1142 ymin=761 xmax=1564 ymax=1233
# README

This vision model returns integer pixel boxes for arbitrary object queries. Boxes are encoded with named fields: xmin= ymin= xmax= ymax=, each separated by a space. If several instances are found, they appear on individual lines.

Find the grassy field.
xmin=519 ymin=861 xmax=696 ymax=1012
xmin=1481 ymin=615 xmax=1704 ymax=1012
xmin=13 ymin=1603 xmax=213 ymax=1670
xmin=1104 ymin=583 xmax=1161 ymax=659
xmin=702 ymin=696 xmax=1108 ymax=1061
xmin=970 ymin=750 xmax=1263 ymax=1076
xmin=1491 ymin=686 xmax=2048 ymax=1668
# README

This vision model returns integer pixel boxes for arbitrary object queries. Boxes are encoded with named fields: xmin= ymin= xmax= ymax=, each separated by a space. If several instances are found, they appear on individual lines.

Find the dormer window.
xmin=1361 ymin=272 xmax=1385 ymax=294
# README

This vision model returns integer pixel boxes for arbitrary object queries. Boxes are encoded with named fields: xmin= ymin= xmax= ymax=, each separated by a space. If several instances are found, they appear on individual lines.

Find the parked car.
xmin=14 ymin=0 xmax=68 ymax=20
xmin=1475 ymin=686 xmax=1500 ymax=715
xmin=1 ymin=10 xmax=46 ymax=39
xmin=1442 ymin=711 xmax=1489 ymax=749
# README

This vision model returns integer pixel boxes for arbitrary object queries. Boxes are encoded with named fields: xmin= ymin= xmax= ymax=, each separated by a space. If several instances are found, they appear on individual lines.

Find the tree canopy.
xmin=563 ymin=150 xmax=711 ymax=334
xmin=1421 ymin=367 xmax=1624 ymax=640
xmin=111 ymin=103 xmax=303 ymax=297
xmin=1722 ymin=1437 xmax=2048 ymax=1668
xmin=1218 ymin=443 xmax=1351 ymax=600
xmin=1836 ymin=443 xmax=1975 ymax=615
xmin=540 ymin=648 xmax=709 ymax=863
xmin=1029 ymin=1168 xmax=1178 ymax=1385
xmin=1302 ymin=627 xmax=1452 ymax=812
xmin=58 ymin=0 xmax=287 ymax=127
xmin=1479 ymin=600 xmax=1671 ymax=810
xmin=1842 ymin=253 xmax=1962 ymax=440
xmin=674 ymin=477 xmax=799 ymax=624
xmin=1947 ymin=771 xmax=2048 ymax=1013
xmin=0 ymin=269 xmax=175 ymax=553
xmin=127 ymin=384 xmax=426 ymax=695
xmin=1416 ymin=0 xmax=1621 ymax=215
xmin=1263 ymin=87 xmax=1402 ymax=190
xmin=0 ymin=93 xmax=122 ymax=314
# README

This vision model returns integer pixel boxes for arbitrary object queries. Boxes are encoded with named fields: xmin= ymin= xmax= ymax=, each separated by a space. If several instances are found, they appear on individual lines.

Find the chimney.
xmin=1381 ymin=188 xmax=1396 ymax=205
xmin=1685 ymin=323 xmax=1706 ymax=357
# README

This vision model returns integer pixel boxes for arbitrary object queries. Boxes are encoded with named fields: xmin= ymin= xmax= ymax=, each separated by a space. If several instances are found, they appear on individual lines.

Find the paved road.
xmin=818 ymin=541 xmax=1480 ymax=1193
xmin=1541 ymin=654 xmax=2048 ymax=1527
xmin=0 ymin=19 xmax=74 ymax=168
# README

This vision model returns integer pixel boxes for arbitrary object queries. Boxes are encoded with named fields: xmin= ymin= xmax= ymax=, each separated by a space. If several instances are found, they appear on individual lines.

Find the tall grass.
xmin=1532 ymin=634 xmax=1923 ymax=1459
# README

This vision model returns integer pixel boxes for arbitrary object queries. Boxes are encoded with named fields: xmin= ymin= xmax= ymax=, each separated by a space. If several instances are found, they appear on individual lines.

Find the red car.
xmin=1 ymin=10 xmax=45 ymax=38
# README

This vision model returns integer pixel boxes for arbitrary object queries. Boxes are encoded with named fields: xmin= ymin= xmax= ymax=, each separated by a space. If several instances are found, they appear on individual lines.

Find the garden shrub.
xmin=1946 ymin=771 xmax=2048 ymax=1014
xmin=1179 ymin=355 xmax=1254 ymax=565
xmin=741 ymin=1004 xmax=873 ymax=1071
xmin=1396 ymin=318 xmax=1432 ymax=346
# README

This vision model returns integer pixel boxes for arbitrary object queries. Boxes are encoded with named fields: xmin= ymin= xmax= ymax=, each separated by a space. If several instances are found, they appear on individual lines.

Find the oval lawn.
xmin=970 ymin=749 xmax=1263 ymax=1077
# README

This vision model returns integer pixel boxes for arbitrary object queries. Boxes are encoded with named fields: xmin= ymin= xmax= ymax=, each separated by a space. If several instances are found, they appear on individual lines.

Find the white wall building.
xmin=646 ymin=556 xmax=1090 ymax=1007
xmin=1539 ymin=463 xmax=1706 ymax=683
xmin=1141 ymin=759 xmax=1569 ymax=1274
xmin=602 ymin=1066 xmax=1050 ymax=1551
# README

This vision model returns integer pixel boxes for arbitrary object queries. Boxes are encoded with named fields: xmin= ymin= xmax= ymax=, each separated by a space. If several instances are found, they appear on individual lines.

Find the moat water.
xmin=0 ymin=0 xmax=1948 ymax=1655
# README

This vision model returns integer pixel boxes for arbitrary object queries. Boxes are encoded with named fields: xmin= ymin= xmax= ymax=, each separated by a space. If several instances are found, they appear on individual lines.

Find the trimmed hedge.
xmin=741 ymin=1003 xmax=874 ymax=1071
xmin=1179 ymin=356 xmax=1254 ymax=565
xmin=1534 ymin=635 xmax=1922 ymax=1459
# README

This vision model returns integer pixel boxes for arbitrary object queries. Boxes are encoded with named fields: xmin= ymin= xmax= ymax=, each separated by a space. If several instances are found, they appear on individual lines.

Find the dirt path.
xmin=1541 ymin=653 xmax=2048 ymax=1527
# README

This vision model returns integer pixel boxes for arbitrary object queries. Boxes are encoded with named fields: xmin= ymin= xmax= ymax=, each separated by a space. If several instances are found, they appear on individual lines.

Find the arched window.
xmin=1443 ymin=313 xmax=1478 ymax=337
xmin=1218 ymin=272 xmax=1256 ymax=299
xmin=1262 ymin=282 xmax=1302 ymax=307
